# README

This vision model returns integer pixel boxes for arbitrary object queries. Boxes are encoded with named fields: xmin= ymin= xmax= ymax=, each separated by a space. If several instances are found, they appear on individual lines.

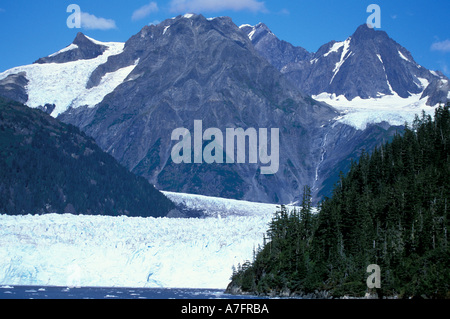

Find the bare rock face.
xmin=0 ymin=72 xmax=29 ymax=104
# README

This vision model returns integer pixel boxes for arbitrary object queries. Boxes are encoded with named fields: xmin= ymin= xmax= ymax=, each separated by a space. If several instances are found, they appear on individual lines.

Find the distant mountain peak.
xmin=354 ymin=23 xmax=377 ymax=34
xmin=34 ymin=32 xmax=108 ymax=64
xmin=351 ymin=23 xmax=391 ymax=46
xmin=182 ymin=12 xmax=198 ymax=19
xmin=240 ymin=22 xmax=311 ymax=70
xmin=246 ymin=22 xmax=449 ymax=107
xmin=240 ymin=22 xmax=275 ymax=42
xmin=72 ymin=32 xmax=98 ymax=46
xmin=253 ymin=22 xmax=270 ymax=31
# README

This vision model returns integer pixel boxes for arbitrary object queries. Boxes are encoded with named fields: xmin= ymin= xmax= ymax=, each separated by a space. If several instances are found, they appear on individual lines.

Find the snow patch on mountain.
xmin=163 ymin=26 xmax=170 ymax=35
xmin=398 ymin=50 xmax=410 ymax=62
xmin=70 ymin=59 xmax=139 ymax=110
xmin=376 ymin=54 xmax=383 ymax=64
xmin=48 ymin=44 xmax=79 ymax=58
xmin=0 ymin=39 xmax=130 ymax=117
xmin=314 ymin=78 xmax=437 ymax=130
xmin=324 ymin=41 xmax=344 ymax=57
xmin=330 ymin=38 xmax=351 ymax=84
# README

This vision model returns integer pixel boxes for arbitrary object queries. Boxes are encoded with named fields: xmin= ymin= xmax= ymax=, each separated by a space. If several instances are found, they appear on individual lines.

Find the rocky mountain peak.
xmin=247 ymin=22 xmax=448 ymax=104
xmin=240 ymin=22 xmax=311 ymax=71
xmin=72 ymin=32 xmax=96 ymax=46
xmin=352 ymin=23 xmax=385 ymax=38
xmin=34 ymin=32 xmax=107 ymax=64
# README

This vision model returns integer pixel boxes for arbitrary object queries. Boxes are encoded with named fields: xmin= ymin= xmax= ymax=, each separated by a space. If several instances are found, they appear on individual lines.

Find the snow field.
xmin=313 ymin=82 xmax=438 ymax=130
xmin=0 ymin=40 xmax=134 ymax=118
xmin=0 ymin=212 xmax=274 ymax=289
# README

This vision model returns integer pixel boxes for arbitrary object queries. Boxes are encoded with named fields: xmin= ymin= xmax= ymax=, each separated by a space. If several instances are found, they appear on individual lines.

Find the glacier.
xmin=162 ymin=191 xmax=290 ymax=218
xmin=0 ymin=192 xmax=293 ymax=289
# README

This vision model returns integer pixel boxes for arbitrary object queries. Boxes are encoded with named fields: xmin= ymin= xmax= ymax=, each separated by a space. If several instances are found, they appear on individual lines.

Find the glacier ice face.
xmin=162 ymin=191 xmax=299 ymax=218
xmin=0 ymin=194 xmax=279 ymax=289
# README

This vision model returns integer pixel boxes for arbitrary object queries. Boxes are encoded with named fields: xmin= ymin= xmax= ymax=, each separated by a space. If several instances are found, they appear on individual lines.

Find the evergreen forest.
xmin=0 ymin=97 xmax=175 ymax=217
xmin=228 ymin=103 xmax=450 ymax=298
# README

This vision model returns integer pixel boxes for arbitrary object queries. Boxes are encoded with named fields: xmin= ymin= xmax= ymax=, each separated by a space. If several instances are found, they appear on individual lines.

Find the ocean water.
xmin=0 ymin=285 xmax=265 ymax=300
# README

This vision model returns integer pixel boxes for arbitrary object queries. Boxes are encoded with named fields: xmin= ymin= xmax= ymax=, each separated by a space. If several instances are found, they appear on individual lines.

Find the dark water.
xmin=0 ymin=285 xmax=265 ymax=299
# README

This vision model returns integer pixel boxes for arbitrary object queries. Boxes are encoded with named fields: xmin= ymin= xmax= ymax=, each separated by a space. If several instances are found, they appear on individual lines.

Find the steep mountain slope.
xmin=239 ymin=23 xmax=312 ymax=71
xmin=0 ymin=97 xmax=175 ymax=217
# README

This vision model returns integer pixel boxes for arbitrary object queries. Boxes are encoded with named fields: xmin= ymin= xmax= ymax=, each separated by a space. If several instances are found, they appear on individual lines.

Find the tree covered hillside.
xmin=228 ymin=103 xmax=450 ymax=298
xmin=0 ymin=97 xmax=175 ymax=217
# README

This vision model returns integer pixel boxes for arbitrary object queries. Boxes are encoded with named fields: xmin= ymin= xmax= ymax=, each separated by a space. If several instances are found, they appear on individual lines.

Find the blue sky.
xmin=1 ymin=0 xmax=449 ymax=76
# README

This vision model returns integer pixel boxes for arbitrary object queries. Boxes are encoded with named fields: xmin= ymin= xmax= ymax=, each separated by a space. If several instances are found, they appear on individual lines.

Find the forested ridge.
xmin=228 ymin=103 xmax=450 ymax=298
xmin=0 ymin=97 xmax=175 ymax=217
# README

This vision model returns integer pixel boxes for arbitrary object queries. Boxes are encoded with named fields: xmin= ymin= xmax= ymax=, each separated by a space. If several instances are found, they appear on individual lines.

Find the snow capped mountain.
xmin=0 ymin=33 xmax=137 ymax=117
xmin=2 ymin=20 xmax=448 ymax=130
xmin=35 ymin=32 xmax=109 ymax=64
xmin=242 ymin=23 xmax=450 ymax=130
